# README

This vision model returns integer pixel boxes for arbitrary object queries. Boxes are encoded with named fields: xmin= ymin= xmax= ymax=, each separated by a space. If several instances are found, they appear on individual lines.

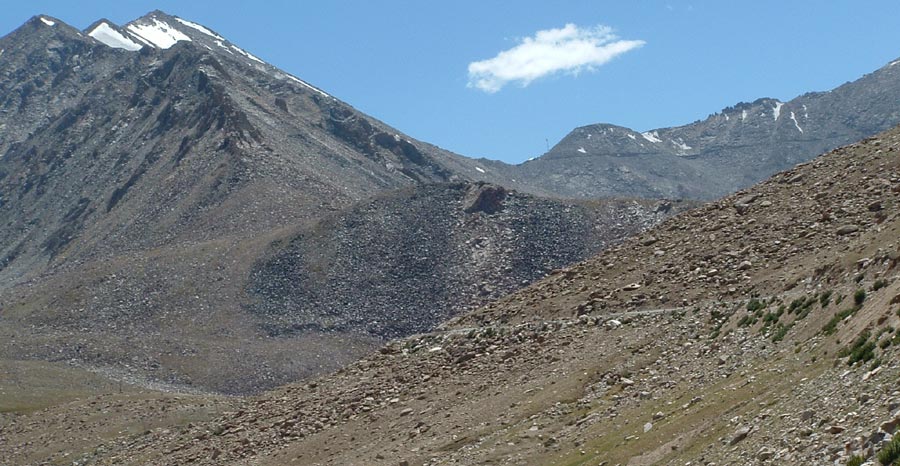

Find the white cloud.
xmin=467 ymin=24 xmax=645 ymax=93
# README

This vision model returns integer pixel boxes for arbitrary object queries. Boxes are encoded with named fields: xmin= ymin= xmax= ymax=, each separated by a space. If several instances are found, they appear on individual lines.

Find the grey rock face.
xmin=248 ymin=183 xmax=677 ymax=339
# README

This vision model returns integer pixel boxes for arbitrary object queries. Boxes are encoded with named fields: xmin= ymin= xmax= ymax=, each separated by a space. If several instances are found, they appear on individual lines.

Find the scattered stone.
xmin=836 ymin=225 xmax=860 ymax=235
xmin=730 ymin=426 xmax=751 ymax=445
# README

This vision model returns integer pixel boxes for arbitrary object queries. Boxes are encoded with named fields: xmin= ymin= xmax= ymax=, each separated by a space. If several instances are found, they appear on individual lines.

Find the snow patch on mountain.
xmin=230 ymin=45 xmax=264 ymax=64
xmin=772 ymin=101 xmax=784 ymax=121
xmin=577 ymin=147 xmax=587 ymax=154
xmin=40 ymin=17 xmax=56 ymax=27
xmin=790 ymin=111 xmax=803 ymax=133
xmin=672 ymin=139 xmax=692 ymax=153
xmin=89 ymin=22 xmax=142 ymax=51
xmin=126 ymin=18 xmax=191 ymax=49
xmin=174 ymin=17 xmax=224 ymax=40
xmin=641 ymin=131 xmax=662 ymax=143
xmin=283 ymin=74 xmax=331 ymax=98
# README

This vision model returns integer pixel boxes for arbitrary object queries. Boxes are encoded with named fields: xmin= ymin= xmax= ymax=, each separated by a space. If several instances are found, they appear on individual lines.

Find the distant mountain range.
xmin=486 ymin=56 xmax=900 ymax=199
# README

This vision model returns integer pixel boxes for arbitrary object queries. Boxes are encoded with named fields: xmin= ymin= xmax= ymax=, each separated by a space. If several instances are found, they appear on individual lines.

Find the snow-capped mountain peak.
xmin=87 ymin=20 xmax=142 ymax=51
xmin=125 ymin=16 xmax=191 ymax=49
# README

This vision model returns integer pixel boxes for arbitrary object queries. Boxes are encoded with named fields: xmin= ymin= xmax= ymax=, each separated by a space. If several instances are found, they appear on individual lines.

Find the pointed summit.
xmin=124 ymin=12 xmax=192 ymax=49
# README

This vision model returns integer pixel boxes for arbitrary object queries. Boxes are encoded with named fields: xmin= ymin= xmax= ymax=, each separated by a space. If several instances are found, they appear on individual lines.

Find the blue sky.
xmin=3 ymin=1 xmax=899 ymax=163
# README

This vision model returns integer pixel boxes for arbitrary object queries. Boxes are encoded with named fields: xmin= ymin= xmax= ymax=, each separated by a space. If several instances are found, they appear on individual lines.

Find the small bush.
xmin=878 ymin=432 xmax=900 ymax=465
xmin=820 ymin=290 xmax=833 ymax=308
xmin=874 ymin=279 xmax=889 ymax=291
xmin=839 ymin=331 xmax=876 ymax=366
xmin=846 ymin=454 xmax=865 ymax=466
xmin=855 ymin=289 xmax=867 ymax=306
xmin=746 ymin=298 xmax=766 ymax=313
xmin=823 ymin=306 xmax=861 ymax=336
xmin=836 ymin=294 xmax=845 ymax=305
xmin=762 ymin=310 xmax=782 ymax=327
xmin=771 ymin=323 xmax=792 ymax=343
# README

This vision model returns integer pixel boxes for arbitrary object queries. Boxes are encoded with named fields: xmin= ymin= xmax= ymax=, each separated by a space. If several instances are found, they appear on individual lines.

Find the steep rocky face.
xmin=45 ymin=126 xmax=899 ymax=466
xmin=0 ymin=12 xmax=676 ymax=395
xmin=0 ymin=11 xmax=476 ymax=284
xmin=248 ymin=183 xmax=681 ymax=339
xmin=511 ymin=60 xmax=900 ymax=199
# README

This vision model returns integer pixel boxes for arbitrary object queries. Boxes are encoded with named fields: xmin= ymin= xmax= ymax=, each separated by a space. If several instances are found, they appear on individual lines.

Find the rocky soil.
xmin=248 ymin=183 xmax=681 ymax=339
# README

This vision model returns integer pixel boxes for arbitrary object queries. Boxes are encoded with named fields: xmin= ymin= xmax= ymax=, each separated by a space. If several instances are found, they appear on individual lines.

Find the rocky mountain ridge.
xmin=507 ymin=60 xmax=900 ymax=199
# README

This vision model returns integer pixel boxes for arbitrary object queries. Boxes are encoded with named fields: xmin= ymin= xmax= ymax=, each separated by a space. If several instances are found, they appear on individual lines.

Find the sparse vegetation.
xmin=878 ymin=432 xmax=900 ymax=465
xmin=746 ymin=298 xmax=766 ymax=313
xmin=839 ymin=331 xmax=876 ymax=366
xmin=771 ymin=323 xmax=792 ymax=343
xmin=820 ymin=290 xmax=833 ymax=308
xmin=846 ymin=454 xmax=865 ymax=466
xmin=855 ymin=289 xmax=867 ymax=306
xmin=762 ymin=308 xmax=782 ymax=327
xmin=823 ymin=306 xmax=861 ymax=335
xmin=874 ymin=279 xmax=889 ymax=291
xmin=738 ymin=314 xmax=756 ymax=328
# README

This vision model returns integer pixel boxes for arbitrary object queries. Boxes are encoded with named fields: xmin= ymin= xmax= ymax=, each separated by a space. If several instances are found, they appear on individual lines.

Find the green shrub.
xmin=855 ymin=289 xmax=867 ymax=306
xmin=878 ymin=432 xmax=900 ymax=465
xmin=820 ymin=290 xmax=833 ymax=308
xmin=847 ymin=454 xmax=865 ymax=466
xmin=839 ymin=331 xmax=876 ymax=366
xmin=874 ymin=279 xmax=889 ymax=291
xmin=771 ymin=323 xmax=792 ymax=343
xmin=822 ymin=306 xmax=861 ymax=336
xmin=762 ymin=310 xmax=781 ymax=327
xmin=737 ymin=315 xmax=753 ymax=327
xmin=746 ymin=298 xmax=766 ymax=313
